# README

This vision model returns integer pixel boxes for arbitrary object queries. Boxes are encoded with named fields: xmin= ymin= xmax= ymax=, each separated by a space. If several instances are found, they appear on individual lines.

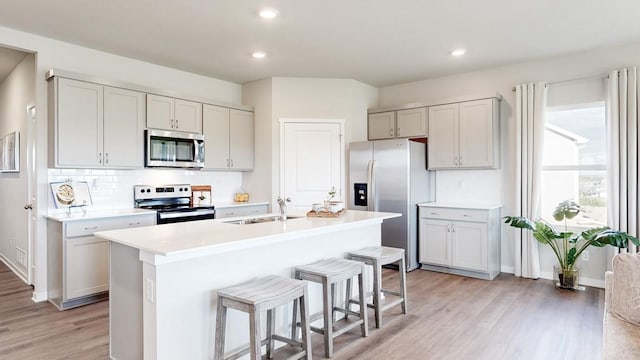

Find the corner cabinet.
xmin=48 ymin=77 xmax=145 ymax=168
xmin=368 ymin=107 xmax=427 ymax=140
xmin=418 ymin=204 xmax=501 ymax=280
xmin=47 ymin=213 xmax=156 ymax=310
xmin=147 ymin=94 xmax=202 ymax=133
xmin=202 ymin=104 xmax=254 ymax=170
xmin=428 ymin=98 xmax=500 ymax=169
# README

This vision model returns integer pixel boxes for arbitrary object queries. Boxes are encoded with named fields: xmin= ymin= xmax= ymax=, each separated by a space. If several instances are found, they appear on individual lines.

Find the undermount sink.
xmin=225 ymin=215 xmax=301 ymax=224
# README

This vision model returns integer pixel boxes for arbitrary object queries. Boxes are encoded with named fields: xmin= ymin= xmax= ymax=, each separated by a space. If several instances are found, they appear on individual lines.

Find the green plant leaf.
xmin=567 ymin=247 xmax=578 ymax=266
xmin=552 ymin=200 xmax=581 ymax=221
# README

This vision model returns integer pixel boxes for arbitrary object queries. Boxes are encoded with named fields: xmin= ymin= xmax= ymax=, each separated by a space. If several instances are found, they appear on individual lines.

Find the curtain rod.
xmin=511 ymin=73 xmax=609 ymax=91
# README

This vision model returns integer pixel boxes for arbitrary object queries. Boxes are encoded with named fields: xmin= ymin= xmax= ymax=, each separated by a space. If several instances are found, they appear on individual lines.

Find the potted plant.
xmin=504 ymin=200 xmax=639 ymax=290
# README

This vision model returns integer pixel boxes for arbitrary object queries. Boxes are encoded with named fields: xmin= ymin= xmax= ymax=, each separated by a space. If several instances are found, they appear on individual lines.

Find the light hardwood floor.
xmin=0 ymin=261 xmax=603 ymax=360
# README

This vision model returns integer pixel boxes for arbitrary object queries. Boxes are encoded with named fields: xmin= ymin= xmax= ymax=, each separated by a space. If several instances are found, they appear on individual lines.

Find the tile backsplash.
xmin=47 ymin=168 xmax=243 ymax=210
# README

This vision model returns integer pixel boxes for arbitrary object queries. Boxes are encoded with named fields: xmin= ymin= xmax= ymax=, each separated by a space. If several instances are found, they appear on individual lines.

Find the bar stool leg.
xmin=267 ymin=308 xmax=275 ymax=359
xmin=291 ymin=298 xmax=299 ymax=340
xmin=300 ymin=287 xmax=312 ymax=360
xmin=357 ymin=271 xmax=368 ymax=337
xmin=322 ymin=278 xmax=333 ymax=357
xmin=344 ymin=278 xmax=352 ymax=320
xmin=399 ymin=256 xmax=408 ymax=314
xmin=372 ymin=260 xmax=382 ymax=328
xmin=214 ymin=297 xmax=227 ymax=360
xmin=249 ymin=305 xmax=261 ymax=360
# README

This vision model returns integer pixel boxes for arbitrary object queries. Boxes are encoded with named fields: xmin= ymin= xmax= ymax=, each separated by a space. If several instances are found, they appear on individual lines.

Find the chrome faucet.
xmin=277 ymin=197 xmax=290 ymax=221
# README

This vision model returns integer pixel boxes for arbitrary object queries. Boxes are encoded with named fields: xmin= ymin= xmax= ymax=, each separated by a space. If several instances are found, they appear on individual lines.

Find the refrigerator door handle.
xmin=369 ymin=160 xmax=377 ymax=211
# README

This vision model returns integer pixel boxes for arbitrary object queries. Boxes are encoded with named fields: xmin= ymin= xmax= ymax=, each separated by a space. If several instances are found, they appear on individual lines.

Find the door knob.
xmin=24 ymin=204 xmax=33 ymax=210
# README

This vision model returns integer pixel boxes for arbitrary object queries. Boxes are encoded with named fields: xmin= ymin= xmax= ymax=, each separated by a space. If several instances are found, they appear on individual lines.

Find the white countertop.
xmin=212 ymin=201 xmax=269 ymax=208
xmin=45 ymin=208 xmax=156 ymax=222
xmin=95 ymin=210 xmax=400 ymax=257
xmin=417 ymin=202 xmax=502 ymax=210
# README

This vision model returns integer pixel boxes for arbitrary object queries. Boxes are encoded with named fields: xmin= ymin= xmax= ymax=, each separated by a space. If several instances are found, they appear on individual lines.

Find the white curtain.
xmin=514 ymin=83 xmax=547 ymax=278
xmin=607 ymin=67 xmax=639 ymax=254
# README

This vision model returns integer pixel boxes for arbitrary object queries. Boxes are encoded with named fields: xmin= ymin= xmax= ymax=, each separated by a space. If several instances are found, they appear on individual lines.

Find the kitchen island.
xmin=95 ymin=210 xmax=400 ymax=360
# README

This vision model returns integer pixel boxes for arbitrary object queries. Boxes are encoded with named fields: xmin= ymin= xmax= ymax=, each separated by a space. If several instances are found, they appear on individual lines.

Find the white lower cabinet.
xmin=215 ymin=203 xmax=269 ymax=219
xmin=47 ymin=213 xmax=156 ymax=310
xmin=419 ymin=204 xmax=501 ymax=280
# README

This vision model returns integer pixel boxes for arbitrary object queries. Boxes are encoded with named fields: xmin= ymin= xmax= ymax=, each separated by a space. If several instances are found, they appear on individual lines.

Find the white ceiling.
xmin=0 ymin=1 xmax=639 ymax=86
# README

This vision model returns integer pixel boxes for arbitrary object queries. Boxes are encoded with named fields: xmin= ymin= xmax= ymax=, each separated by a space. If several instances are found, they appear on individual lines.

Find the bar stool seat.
xmin=347 ymin=246 xmax=407 ymax=328
xmin=293 ymin=258 xmax=368 ymax=358
xmin=214 ymin=275 xmax=311 ymax=360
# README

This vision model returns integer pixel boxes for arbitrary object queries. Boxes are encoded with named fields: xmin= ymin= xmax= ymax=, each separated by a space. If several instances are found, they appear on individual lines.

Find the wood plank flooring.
xmin=0 ymin=261 xmax=604 ymax=359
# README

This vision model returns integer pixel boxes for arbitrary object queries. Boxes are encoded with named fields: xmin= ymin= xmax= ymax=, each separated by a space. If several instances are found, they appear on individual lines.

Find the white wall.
xmin=0 ymin=25 xmax=243 ymax=299
xmin=242 ymin=77 xmax=378 ymax=207
xmin=0 ymin=53 xmax=33 ymax=281
xmin=379 ymin=40 xmax=640 ymax=287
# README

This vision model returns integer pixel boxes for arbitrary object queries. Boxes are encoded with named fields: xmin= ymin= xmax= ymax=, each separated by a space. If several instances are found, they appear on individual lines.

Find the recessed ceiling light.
xmin=252 ymin=51 xmax=266 ymax=59
xmin=259 ymin=8 xmax=279 ymax=19
xmin=451 ymin=49 xmax=466 ymax=57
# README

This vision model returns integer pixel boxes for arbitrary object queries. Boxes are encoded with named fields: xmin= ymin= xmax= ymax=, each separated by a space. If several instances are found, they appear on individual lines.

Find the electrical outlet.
xmin=145 ymin=278 xmax=155 ymax=303
xmin=581 ymin=250 xmax=590 ymax=261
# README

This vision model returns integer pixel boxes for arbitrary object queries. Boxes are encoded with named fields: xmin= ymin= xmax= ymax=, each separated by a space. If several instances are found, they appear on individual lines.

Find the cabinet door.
xmin=103 ymin=86 xmax=145 ymax=168
xmin=396 ymin=107 xmax=427 ymax=138
xmin=216 ymin=204 xmax=269 ymax=219
xmin=146 ymin=94 xmax=174 ymax=130
xmin=428 ymin=104 xmax=459 ymax=169
xmin=368 ymin=112 xmax=395 ymax=140
xmin=419 ymin=218 xmax=450 ymax=266
xmin=459 ymin=99 xmax=495 ymax=168
xmin=56 ymin=78 xmax=104 ymax=167
xmin=203 ymin=104 xmax=230 ymax=169
xmin=229 ymin=109 xmax=254 ymax=170
xmin=174 ymin=99 xmax=203 ymax=133
xmin=451 ymin=221 xmax=488 ymax=271
xmin=65 ymin=236 xmax=109 ymax=300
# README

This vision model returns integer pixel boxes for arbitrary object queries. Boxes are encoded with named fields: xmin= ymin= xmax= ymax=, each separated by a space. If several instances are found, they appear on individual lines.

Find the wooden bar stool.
xmin=293 ymin=258 xmax=368 ymax=358
xmin=346 ymin=246 xmax=407 ymax=328
xmin=214 ymin=275 xmax=312 ymax=360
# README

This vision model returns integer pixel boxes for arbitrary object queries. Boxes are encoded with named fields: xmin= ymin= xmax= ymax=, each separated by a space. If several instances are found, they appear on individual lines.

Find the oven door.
xmin=157 ymin=208 xmax=215 ymax=224
xmin=146 ymin=129 xmax=205 ymax=168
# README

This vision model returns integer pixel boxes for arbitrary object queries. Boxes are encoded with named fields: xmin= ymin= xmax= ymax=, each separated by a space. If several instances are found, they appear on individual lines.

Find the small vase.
xmin=553 ymin=265 xmax=580 ymax=290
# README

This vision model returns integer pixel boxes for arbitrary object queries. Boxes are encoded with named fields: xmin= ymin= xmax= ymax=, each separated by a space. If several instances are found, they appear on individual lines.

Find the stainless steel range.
xmin=134 ymin=184 xmax=216 ymax=224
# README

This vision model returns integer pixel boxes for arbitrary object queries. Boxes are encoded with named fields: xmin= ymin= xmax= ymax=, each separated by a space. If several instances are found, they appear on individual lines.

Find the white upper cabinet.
xmin=428 ymin=98 xmax=499 ymax=169
xmin=146 ymin=94 xmax=202 ymax=133
xmin=396 ymin=107 xmax=428 ymax=138
xmin=368 ymin=107 xmax=427 ymax=140
xmin=203 ymin=104 xmax=254 ymax=171
xmin=103 ymin=86 xmax=145 ymax=168
xmin=368 ymin=111 xmax=395 ymax=139
xmin=50 ymin=78 xmax=144 ymax=168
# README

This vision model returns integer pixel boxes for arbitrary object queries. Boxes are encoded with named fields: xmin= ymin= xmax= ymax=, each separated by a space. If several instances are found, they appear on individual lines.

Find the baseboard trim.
xmin=501 ymin=265 xmax=514 ymax=274
xmin=32 ymin=291 xmax=48 ymax=303
xmin=0 ymin=253 xmax=28 ymax=284
xmin=539 ymin=270 xmax=604 ymax=289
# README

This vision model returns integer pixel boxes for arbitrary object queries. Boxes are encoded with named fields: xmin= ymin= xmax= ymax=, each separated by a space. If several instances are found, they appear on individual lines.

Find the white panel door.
xmin=146 ymin=94 xmax=174 ymax=130
xmin=229 ymin=109 xmax=254 ymax=170
xmin=202 ymin=104 xmax=230 ymax=169
xmin=174 ymin=99 xmax=202 ymax=133
xmin=282 ymin=121 xmax=343 ymax=213
xmin=459 ymin=99 xmax=494 ymax=168
xmin=368 ymin=112 xmax=395 ymax=140
xmin=451 ymin=221 xmax=488 ymax=271
xmin=420 ymin=218 xmax=450 ymax=266
xmin=396 ymin=107 xmax=427 ymax=138
xmin=103 ymin=86 xmax=145 ymax=168
xmin=428 ymin=103 xmax=459 ymax=169
xmin=56 ymin=78 xmax=104 ymax=167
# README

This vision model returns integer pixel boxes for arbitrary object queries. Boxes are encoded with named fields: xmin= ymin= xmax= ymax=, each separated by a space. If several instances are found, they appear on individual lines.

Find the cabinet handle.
xmin=128 ymin=222 xmax=140 ymax=226
xmin=463 ymin=214 xmax=472 ymax=217
xmin=98 ymin=152 xmax=102 ymax=164
xmin=230 ymin=159 xmax=234 ymax=168
xmin=430 ymin=212 xmax=439 ymax=215
xmin=446 ymin=224 xmax=450 ymax=232
xmin=452 ymin=224 xmax=456 ymax=233
xmin=397 ymin=128 xmax=400 ymax=136
xmin=454 ymin=156 xmax=458 ymax=166
xmin=226 ymin=159 xmax=230 ymax=167
xmin=389 ymin=129 xmax=393 ymax=136
xmin=105 ymin=153 xmax=109 ymax=164
xmin=175 ymin=119 xmax=179 ymax=129
xmin=83 ymin=226 xmax=99 ymax=231
xmin=459 ymin=156 xmax=462 ymax=166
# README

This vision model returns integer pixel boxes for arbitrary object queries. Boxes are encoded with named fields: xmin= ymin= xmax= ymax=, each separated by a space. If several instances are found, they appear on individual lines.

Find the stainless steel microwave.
xmin=145 ymin=129 xmax=205 ymax=168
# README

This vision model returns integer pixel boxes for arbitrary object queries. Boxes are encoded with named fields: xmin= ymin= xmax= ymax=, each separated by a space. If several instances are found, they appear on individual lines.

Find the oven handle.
xmin=158 ymin=209 xmax=216 ymax=220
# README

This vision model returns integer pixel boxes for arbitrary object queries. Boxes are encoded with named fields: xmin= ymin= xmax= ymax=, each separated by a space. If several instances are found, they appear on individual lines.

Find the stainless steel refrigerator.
xmin=348 ymin=138 xmax=435 ymax=271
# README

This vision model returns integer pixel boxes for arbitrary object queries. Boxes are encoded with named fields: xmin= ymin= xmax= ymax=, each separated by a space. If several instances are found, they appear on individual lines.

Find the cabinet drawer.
xmin=65 ymin=215 xmax=155 ymax=237
xmin=419 ymin=207 xmax=488 ymax=222
xmin=216 ymin=204 xmax=269 ymax=219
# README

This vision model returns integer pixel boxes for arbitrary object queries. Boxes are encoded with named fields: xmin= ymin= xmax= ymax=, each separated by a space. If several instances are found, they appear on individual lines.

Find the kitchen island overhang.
xmin=96 ymin=210 xmax=400 ymax=360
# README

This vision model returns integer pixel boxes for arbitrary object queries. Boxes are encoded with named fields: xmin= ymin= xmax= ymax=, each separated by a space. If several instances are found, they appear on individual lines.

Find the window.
xmin=541 ymin=103 xmax=607 ymax=229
